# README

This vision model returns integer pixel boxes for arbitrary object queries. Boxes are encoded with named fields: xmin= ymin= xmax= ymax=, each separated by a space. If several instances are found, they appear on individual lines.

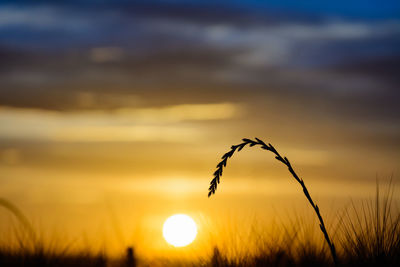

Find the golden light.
xmin=162 ymin=214 xmax=197 ymax=247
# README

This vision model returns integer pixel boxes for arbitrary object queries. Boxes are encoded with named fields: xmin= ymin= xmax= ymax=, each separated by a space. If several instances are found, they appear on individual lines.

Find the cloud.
xmin=0 ymin=2 xmax=399 ymax=137
xmin=201 ymin=20 xmax=400 ymax=67
xmin=115 ymin=103 xmax=240 ymax=122
xmin=0 ymin=103 xmax=241 ymax=142
xmin=52 ymin=125 xmax=202 ymax=143
xmin=89 ymin=47 xmax=124 ymax=63
xmin=0 ymin=6 xmax=90 ymax=31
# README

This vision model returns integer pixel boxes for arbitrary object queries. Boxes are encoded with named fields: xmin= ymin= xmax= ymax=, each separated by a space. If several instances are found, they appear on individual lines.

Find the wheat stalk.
xmin=208 ymin=138 xmax=338 ymax=265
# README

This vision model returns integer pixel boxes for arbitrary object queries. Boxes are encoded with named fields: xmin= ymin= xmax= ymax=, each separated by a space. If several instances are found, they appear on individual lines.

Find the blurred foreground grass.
xmin=0 ymin=181 xmax=399 ymax=267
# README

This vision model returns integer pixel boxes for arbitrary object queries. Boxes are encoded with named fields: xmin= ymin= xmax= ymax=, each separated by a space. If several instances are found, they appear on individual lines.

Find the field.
xmin=1 ymin=181 xmax=398 ymax=267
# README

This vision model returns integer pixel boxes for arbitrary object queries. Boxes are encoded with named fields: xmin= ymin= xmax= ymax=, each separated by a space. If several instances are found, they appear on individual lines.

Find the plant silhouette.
xmin=208 ymin=138 xmax=338 ymax=265
xmin=0 ymin=197 xmax=37 ymax=245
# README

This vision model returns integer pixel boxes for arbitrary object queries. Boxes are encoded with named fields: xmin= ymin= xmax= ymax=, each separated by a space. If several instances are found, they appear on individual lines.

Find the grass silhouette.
xmin=0 ymin=147 xmax=399 ymax=266
xmin=208 ymin=138 xmax=337 ymax=265
xmin=0 ymin=181 xmax=399 ymax=266
xmin=338 ymin=180 xmax=400 ymax=266
xmin=206 ymin=180 xmax=399 ymax=267
xmin=0 ymin=198 xmax=37 ymax=251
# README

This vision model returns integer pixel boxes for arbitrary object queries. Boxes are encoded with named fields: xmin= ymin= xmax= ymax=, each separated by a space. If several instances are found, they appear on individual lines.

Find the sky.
xmin=0 ymin=0 xmax=399 ymax=258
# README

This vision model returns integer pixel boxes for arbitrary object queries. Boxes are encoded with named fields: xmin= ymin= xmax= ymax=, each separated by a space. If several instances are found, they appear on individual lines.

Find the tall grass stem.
xmin=208 ymin=138 xmax=338 ymax=265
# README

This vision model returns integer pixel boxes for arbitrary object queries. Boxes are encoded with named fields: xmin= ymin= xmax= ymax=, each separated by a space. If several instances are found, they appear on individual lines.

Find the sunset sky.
xmin=0 ymin=0 xmax=399 ymax=258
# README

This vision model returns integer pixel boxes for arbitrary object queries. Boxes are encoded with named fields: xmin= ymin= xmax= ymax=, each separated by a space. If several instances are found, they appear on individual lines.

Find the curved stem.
xmin=208 ymin=138 xmax=338 ymax=265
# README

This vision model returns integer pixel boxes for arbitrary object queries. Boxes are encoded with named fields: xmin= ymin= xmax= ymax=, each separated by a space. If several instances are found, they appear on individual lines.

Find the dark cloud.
xmin=0 ymin=1 xmax=399 ymax=136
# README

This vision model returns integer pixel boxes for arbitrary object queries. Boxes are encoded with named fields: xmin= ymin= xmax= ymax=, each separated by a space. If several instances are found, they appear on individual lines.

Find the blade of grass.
xmin=0 ymin=198 xmax=37 ymax=247
xmin=208 ymin=138 xmax=338 ymax=265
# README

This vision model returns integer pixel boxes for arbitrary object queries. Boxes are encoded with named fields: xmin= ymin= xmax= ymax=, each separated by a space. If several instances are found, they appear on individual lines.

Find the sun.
xmin=163 ymin=214 xmax=197 ymax=247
